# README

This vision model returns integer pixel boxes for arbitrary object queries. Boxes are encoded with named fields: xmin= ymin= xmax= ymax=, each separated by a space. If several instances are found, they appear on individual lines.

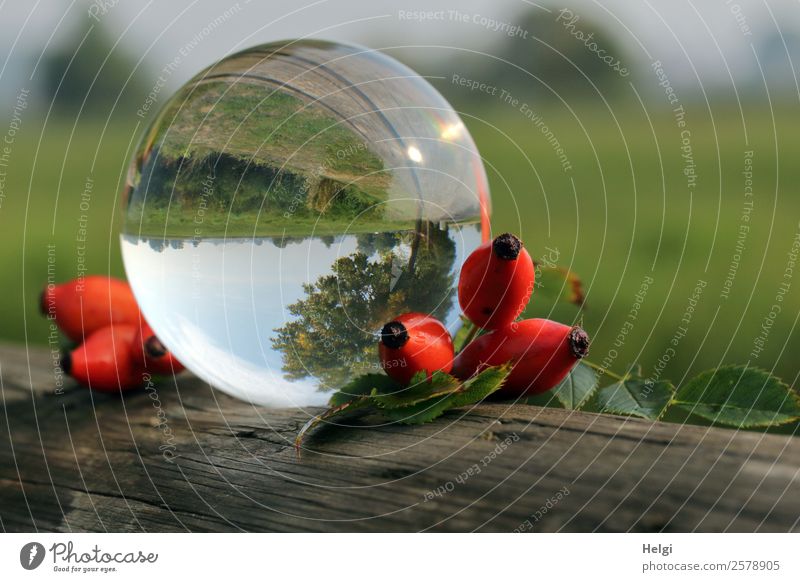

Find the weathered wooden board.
xmin=1 ymin=342 xmax=798 ymax=532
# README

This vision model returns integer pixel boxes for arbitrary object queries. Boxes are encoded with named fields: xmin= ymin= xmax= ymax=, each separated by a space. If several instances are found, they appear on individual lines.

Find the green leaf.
xmin=531 ymin=263 xmax=585 ymax=307
xmin=295 ymin=394 xmax=374 ymax=453
xmin=448 ymin=364 xmax=512 ymax=408
xmin=453 ymin=316 xmax=487 ymax=354
xmin=453 ymin=316 xmax=475 ymax=353
xmin=552 ymin=362 xmax=598 ymax=410
xmin=298 ymin=367 xmax=511 ymax=447
xmin=383 ymin=365 xmax=511 ymax=425
xmin=382 ymin=393 xmax=456 ymax=426
xmin=673 ymin=366 xmax=800 ymax=428
xmin=372 ymin=371 xmax=460 ymax=408
xmin=328 ymin=374 xmax=399 ymax=407
xmin=597 ymin=378 xmax=675 ymax=420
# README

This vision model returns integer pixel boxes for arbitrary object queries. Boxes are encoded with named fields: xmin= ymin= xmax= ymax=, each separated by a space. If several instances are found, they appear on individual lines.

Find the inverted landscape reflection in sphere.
xmin=121 ymin=40 xmax=491 ymax=407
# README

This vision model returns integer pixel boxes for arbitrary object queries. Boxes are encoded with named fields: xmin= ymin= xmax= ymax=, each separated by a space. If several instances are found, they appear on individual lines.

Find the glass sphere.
xmin=121 ymin=40 xmax=490 ymax=407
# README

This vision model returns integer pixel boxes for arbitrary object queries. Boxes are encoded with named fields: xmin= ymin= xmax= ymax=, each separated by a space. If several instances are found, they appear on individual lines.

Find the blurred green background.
xmin=1 ymin=0 xmax=798 ymax=393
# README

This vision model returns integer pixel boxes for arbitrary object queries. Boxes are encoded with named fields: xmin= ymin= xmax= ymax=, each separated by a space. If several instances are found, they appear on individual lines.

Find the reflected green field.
xmin=6 ymin=100 xmax=800 ymax=395
xmin=126 ymin=81 xmax=394 ymax=237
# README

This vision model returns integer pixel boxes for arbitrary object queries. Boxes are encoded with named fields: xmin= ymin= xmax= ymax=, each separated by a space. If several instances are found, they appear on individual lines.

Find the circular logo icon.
xmin=19 ymin=542 xmax=45 ymax=570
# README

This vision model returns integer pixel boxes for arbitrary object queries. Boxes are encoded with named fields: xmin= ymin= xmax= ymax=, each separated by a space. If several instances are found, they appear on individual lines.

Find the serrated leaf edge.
xmin=673 ymin=365 xmax=800 ymax=428
xmin=552 ymin=362 xmax=599 ymax=410
xmin=597 ymin=379 xmax=675 ymax=421
xmin=384 ymin=364 xmax=512 ymax=425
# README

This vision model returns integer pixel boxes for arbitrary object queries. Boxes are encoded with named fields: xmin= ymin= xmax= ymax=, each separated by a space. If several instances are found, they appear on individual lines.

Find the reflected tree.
xmin=272 ymin=223 xmax=457 ymax=386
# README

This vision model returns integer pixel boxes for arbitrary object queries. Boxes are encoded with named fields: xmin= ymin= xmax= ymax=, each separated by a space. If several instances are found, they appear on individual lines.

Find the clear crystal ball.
xmin=121 ymin=40 xmax=490 ymax=406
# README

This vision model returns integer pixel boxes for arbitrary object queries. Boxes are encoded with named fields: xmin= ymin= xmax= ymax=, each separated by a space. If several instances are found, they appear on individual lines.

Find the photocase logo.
xmin=19 ymin=542 xmax=46 ymax=570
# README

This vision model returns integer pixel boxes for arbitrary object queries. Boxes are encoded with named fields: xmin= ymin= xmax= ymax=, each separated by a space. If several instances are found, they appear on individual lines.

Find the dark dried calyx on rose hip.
xmin=492 ymin=233 xmax=523 ymax=260
xmin=569 ymin=326 xmax=590 ymax=358
xmin=144 ymin=335 xmax=168 ymax=358
xmin=380 ymin=321 xmax=409 ymax=349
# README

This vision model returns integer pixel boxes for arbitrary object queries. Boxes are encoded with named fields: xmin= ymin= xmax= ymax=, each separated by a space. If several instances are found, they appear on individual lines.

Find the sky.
xmin=1 ymin=0 xmax=799 ymax=104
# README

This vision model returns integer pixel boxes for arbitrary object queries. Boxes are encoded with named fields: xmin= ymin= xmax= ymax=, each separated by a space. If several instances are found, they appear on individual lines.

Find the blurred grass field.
xmin=4 ymin=98 xmax=799 ymax=390
xmin=469 ymin=98 xmax=800 ymax=390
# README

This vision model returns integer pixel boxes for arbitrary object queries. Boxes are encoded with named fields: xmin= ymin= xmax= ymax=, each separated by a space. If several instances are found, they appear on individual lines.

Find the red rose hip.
xmin=41 ymin=276 xmax=141 ymax=342
xmin=132 ymin=321 xmax=185 ymax=375
xmin=458 ymin=233 xmax=535 ymax=330
xmin=63 ymin=324 xmax=145 ymax=392
xmin=453 ymin=318 xmax=589 ymax=397
xmin=379 ymin=312 xmax=454 ymax=384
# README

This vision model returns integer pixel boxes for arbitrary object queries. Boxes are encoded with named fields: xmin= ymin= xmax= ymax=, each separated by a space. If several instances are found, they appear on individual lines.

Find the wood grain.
xmin=1 ymin=342 xmax=798 ymax=532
